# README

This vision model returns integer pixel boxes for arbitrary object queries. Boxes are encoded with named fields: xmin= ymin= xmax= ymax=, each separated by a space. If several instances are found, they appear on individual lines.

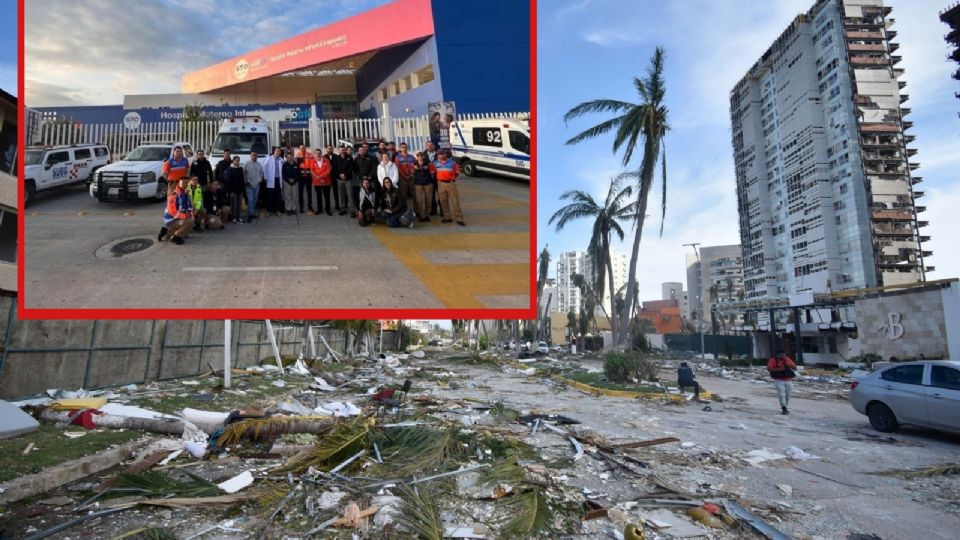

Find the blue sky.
xmin=537 ymin=0 xmax=960 ymax=301
xmin=0 ymin=0 xmax=15 ymax=95
xmin=25 ymin=0 xmax=391 ymax=106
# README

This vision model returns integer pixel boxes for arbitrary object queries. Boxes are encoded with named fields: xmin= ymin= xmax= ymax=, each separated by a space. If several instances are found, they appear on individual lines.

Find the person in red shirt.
xmin=394 ymin=142 xmax=416 ymax=209
xmin=767 ymin=351 xmax=797 ymax=415
xmin=311 ymin=153 xmax=333 ymax=216
xmin=430 ymin=150 xmax=465 ymax=226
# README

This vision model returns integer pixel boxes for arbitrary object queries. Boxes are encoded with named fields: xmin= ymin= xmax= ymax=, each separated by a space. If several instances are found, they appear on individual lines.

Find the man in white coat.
xmin=377 ymin=153 xmax=398 ymax=199
xmin=262 ymin=147 xmax=285 ymax=216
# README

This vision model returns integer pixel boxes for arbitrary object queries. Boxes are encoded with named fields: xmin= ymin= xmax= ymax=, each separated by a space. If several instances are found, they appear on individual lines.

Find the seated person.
xmin=357 ymin=177 xmax=378 ymax=227
xmin=378 ymin=177 xmax=406 ymax=222
xmin=204 ymin=180 xmax=229 ymax=227
xmin=677 ymin=362 xmax=702 ymax=399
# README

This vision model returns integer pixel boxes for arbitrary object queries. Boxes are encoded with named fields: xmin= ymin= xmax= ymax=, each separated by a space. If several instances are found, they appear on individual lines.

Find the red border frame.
xmin=15 ymin=0 xmax=537 ymax=321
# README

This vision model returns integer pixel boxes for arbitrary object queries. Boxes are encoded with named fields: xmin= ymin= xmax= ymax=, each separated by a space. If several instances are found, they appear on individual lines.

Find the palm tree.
xmin=549 ymin=177 xmax=638 ymax=348
xmin=534 ymin=246 xmax=551 ymax=341
xmin=564 ymin=47 xmax=669 ymax=350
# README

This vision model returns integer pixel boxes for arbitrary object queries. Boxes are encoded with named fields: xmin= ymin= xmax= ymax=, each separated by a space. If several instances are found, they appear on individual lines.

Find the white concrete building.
xmin=730 ymin=0 xmax=929 ymax=302
xmin=556 ymin=249 xmax=627 ymax=317
xmin=685 ymin=245 xmax=745 ymax=323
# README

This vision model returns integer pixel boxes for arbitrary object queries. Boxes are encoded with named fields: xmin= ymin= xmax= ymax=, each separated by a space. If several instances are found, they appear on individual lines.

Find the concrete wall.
xmin=0 ymin=295 xmax=379 ymax=399
xmin=853 ymin=283 xmax=955 ymax=360
xmin=356 ymin=39 xmax=442 ymax=118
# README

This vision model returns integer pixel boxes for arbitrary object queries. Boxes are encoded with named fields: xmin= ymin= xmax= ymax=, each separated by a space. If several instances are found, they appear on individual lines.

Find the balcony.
xmin=891 ymin=55 xmax=902 ymax=64
xmin=863 ymin=5 xmax=893 ymax=16
xmin=922 ymin=251 xmax=933 ymax=258
xmin=911 ymin=176 xmax=923 ymax=185
xmin=859 ymin=122 xmax=900 ymax=132
xmin=900 ymin=107 xmax=911 ymax=116
xmin=906 ymin=147 xmax=917 ymax=156
xmin=848 ymin=43 xmax=886 ymax=52
xmin=872 ymin=209 xmax=914 ymax=221
xmin=844 ymin=17 xmax=883 ymax=28
xmin=916 ymin=206 xmax=927 ymax=213
xmin=914 ymin=190 xmax=924 ymax=198
xmin=920 ymin=235 xmax=931 ymax=243
xmin=918 ymin=220 xmax=930 ymax=228
xmin=908 ymin=161 xmax=919 ymax=170
xmin=904 ymin=133 xmax=915 ymax=142
xmin=850 ymin=55 xmax=889 ymax=66
xmin=926 ymin=266 xmax=936 ymax=272
xmin=889 ymin=42 xmax=900 ymax=52
xmin=846 ymin=30 xmax=884 ymax=39
xmin=902 ymin=120 xmax=914 ymax=130
xmin=887 ymin=29 xmax=898 ymax=39
xmin=900 ymin=94 xmax=910 ymax=104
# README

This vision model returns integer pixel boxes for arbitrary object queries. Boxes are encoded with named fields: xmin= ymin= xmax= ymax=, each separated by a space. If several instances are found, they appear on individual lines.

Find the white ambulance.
xmin=449 ymin=118 xmax=530 ymax=181
xmin=208 ymin=116 xmax=273 ymax=168
xmin=23 ymin=144 xmax=111 ymax=206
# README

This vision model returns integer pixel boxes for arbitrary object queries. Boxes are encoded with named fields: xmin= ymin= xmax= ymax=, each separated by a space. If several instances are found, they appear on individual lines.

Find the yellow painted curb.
xmin=555 ymin=375 xmax=712 ymax=401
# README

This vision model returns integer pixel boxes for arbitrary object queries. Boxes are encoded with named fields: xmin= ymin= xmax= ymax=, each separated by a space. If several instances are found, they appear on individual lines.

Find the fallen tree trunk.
xmin=39 ymin=410 xmax=187 ymax=435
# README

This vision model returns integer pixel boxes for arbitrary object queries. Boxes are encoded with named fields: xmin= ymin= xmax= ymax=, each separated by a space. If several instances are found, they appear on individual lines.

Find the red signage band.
xmin=182 ymin=0 xmax=435 ymax=94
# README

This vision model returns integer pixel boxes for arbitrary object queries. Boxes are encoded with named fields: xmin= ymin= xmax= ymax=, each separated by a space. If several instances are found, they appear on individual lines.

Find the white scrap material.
xmin=743 ymin=448 xmax=787 ymax=466
xmin=680 ymin=442 xmax=696 ymax=448
xmin=311 ymin=378 xmax=336 ymax=392
xmin=379 ymin=355 xmax=400 ymax=368
xmin=272 ymin=380 xmax=287 ymax=388
xmin=181 ymin=408 xmax=230 ymax=426
xmin=217 ymin=471 xmax=254 ymax=494
xmin=159 ymin=449 xmax=185 ymax=466
xmin=411 ymin=350 xmax=426 ymax=359
xmin=278 ymin=400 xmax=313 ymax=416
xmin=184 ymin=441 xmax=207 ymax=459
xmin=777 ymin=484 xmax=793 ymax=497
xmin=318 ymin=490 xmax=347 ymax=510
xmin=315 ymin=401 xmax=361 ymax=417
xmin=444 ymin=526 xmax=486 ymax=538
xmin=289 ymin=359 xmax=312 ymax=376
xmin=784 ymin=446 xmax=820 ymax=460
xmin=372 ymin=495 xmax=402 ymax=527
xmin=180 ymin=380 xmax=200 ymax=386
xmin=100 ymin=403 xmax=176 ymax=419
xmin=730 ymin=423 xmax=747 ymax=430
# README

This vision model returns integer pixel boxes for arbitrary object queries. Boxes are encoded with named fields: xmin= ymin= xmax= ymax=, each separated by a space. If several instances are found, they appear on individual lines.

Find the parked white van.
xmin=449 ymin=118 xmax=530 ymax=181
xmin=24 ymin=144 xmax=111 ymax=206
xmin=89 ymin=142 xmax=194 ymax=202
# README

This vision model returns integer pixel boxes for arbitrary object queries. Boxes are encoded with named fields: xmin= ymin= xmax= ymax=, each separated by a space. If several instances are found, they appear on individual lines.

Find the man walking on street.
xmin=767 ymin=351 xmax=797 ymax=415
xmin=190 ymin=149 xmax=214 ymax=187
xmin=243 ymin=151 xmax=264 ymax=223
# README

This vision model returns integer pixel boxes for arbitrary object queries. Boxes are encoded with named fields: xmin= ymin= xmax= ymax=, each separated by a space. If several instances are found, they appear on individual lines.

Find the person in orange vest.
xmin=159 ymin=177 xmax=194 ymax=245
xmin=161 ymin=146 xmax=190 ymax=190
xmin=767 ymin=351 xmax=797 ymax=415
xmin=311 ymin=152 xmax=334 ymax=216
xmin=394 ymin=142 xmax=416 ymax=209
xmin=430 ymin=150 xmax=465 ymax=226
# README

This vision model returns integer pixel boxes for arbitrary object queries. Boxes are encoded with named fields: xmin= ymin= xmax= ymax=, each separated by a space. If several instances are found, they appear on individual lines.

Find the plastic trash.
xmin=784 ymin=446 xmax=820 ymax=460
xmin=687 ymin=507 xmax=724 ymax=528
xmin=218 ymin=471 xmax=254 ymax=493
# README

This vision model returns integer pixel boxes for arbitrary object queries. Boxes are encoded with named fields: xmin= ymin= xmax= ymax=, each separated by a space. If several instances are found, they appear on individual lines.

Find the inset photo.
xmin=22 ymin=0 xmax=532 ymax=314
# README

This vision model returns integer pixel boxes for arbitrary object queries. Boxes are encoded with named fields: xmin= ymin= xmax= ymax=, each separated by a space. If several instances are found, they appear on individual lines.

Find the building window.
xmin=391 ymin=81 xmax=401 ymax=96
xmin=379 ymin=88 xmax=388 ymax=101
xmin=415 ymin=65 xmax=435 ymax=86
xmin=401 ymin=75 xmax=412 ymax=92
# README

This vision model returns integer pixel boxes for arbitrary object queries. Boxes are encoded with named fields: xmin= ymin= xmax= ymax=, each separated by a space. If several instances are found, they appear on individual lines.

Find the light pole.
xmin=684 ymin=243 xmax=705 ymax=363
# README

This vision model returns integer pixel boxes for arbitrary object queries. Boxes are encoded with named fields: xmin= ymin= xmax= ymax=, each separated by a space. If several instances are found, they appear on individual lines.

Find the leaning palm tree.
xmin=549 ymin=177 xmax=638 ymax=348
xmin=564 ymin=47 xmax=669 ymax=350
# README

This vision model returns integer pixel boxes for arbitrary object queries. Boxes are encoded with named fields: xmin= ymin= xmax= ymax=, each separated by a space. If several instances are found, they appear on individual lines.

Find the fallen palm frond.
xmin=369 ymin=426 xmax=470 ymax=477
xmin=482 ymin=454 xmax=526 ymax=485
xmin=275 ymin=417 xmax=372 ymax=473
xmin=872 ymin=463 xmax=960 ymax=478
xmin=481 ymin=433 xmax=537 ymax=460
xmin=499 ymin=489 xmax=554 ymax=539
xmin=116 ymin=470 xmax=219 ymax=498
xmin=109 ymin=527 xmax=177 ymax=540
xmin=218 ymin=415 xmax=338 ymax=446
xmin=490 ymin=400 xmax=519 ymax=421
xmin=396 ymin=484 xmax=443 ymax=540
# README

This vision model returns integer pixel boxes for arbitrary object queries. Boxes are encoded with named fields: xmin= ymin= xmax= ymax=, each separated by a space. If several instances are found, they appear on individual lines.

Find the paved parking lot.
xmin=24 ymin=175 xmax=530 ymax=310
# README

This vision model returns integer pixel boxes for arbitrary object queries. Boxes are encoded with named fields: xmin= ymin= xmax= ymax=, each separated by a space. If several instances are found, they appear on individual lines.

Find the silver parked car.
xmin=850 ymin=360 xmax=960 ymax=433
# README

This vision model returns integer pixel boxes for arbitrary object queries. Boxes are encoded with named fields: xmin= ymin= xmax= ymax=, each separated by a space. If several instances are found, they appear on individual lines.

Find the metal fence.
xmin=34 ymin=112 xmax=530 ymax=161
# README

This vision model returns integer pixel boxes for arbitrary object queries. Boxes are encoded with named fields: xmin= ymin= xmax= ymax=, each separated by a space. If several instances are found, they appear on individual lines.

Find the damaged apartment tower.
xmin=730 ymin=0 xmax=929 ymax=300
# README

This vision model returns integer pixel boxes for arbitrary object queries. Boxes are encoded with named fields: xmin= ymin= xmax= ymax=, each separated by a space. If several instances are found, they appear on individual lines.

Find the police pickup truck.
xmin=89 ymin=142 xmax=194 ymax=202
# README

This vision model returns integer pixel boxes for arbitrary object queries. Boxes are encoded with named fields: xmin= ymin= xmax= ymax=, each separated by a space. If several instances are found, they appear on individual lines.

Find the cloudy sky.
xmin=25 ymin=0 xmax=391 ymax=106
xmin=0 ymin=0 xmax=15 ymax=95
xmin=538 ymin=0 xmax=960 ymax=301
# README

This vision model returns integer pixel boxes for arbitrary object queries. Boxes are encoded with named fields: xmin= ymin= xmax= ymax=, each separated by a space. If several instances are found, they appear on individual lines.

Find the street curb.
xmin=0 ymin=437 xmax=154 ymax=504
xmin=555 ymin=375 xmax=713 ymax=401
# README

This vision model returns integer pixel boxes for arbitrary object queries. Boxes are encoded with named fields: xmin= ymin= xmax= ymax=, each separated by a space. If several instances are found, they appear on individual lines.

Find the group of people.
xmin=157 ymin=140 xmax=466 ymax=245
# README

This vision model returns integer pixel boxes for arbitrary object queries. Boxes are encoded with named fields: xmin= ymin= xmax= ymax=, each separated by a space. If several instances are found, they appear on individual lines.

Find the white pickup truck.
xmin=89 ymin=142 xmax=194 ymax=202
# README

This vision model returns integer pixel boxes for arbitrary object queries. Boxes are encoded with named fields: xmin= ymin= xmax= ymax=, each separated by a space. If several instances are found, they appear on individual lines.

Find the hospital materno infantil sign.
xmin=181 ymin=0 xmax=435 ymax=94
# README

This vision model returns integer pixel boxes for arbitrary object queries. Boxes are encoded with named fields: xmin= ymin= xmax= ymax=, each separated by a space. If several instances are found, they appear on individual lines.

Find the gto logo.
xmin=234 ymin=59 xmax=250 ymax=80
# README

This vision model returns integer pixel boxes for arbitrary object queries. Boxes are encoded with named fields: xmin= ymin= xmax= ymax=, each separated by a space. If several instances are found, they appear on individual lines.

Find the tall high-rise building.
xmin=661 ymin=282 xmax=690 ymax=319
xmin=556 ymin=251 xmax=587 ymax=316
xmin=730 ymin=0 xmax=929 ymax=300
xmin=685 ymin=245 xmax=745 ymax=321
xmin=556 ymin=249 xmax=628 ymax=316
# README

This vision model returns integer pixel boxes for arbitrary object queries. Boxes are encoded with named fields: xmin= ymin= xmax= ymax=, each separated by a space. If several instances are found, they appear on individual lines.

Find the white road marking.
xmin=182 ymin=266 xmax=338 ymax=272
